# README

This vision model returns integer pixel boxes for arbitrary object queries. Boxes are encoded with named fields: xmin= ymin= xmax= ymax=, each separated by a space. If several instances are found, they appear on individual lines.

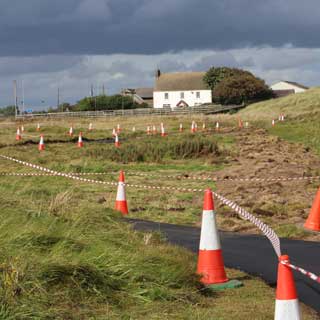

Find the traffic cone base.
xmin=197 ymin=249 xmax=228 ymax=284
xmin=304 ymin=189 xmax=320 ymax=232
xmin=115 ymin=200 xmax=128 ymax=215
xmin=275 ymin=300 xmax=300 ymax=320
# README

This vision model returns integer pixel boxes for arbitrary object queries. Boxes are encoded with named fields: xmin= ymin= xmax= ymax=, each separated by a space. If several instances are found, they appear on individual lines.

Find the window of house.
xmin=164 ymin=93 xmax=169 ymax=100
xmin=180 ymin=92 xmax=184 ymax=99
xmin=196 ymin=92 xmax=200 ymax=98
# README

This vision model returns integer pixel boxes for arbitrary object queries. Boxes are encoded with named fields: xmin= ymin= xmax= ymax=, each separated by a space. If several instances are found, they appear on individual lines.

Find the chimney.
xmin=156 ymin=69 xmax=161 ymax=78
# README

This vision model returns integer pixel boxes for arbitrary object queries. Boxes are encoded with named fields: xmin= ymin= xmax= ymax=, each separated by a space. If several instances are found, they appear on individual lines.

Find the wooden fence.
xmin=15 ymin=104 xmax=244 ymax=119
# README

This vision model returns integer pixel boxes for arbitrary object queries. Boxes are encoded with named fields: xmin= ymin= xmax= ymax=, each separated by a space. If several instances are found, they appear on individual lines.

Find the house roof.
xmin=134 ymin=87 xmax=154 ymax=99
xmin=154 ymin=72 xmax=208 ymax=92
xmin=274 ymin=81 xmax=309 ymax=90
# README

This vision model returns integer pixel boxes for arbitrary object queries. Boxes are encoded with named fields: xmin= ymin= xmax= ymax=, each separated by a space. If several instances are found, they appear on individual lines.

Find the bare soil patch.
xmin=214 ymin=128 xmax=320 ymax=240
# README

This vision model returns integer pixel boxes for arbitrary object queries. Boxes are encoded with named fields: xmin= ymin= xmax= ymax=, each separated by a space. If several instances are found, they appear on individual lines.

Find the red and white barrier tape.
xmin=281 ymin=260 xmax=320 ymax=284
xmin=212 ymin=191 xmax=281 ymax=257
xmin=0 ymin=154 xmax=281 ymax=257
xmin=1 ymin=171 xmax=319 ymax=184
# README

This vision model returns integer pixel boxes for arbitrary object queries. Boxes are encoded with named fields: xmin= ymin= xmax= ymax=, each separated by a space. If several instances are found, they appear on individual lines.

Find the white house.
xmin=153 ymin=70 xmax=212 ymax=109
xmin=270 ymin=81 xmax=309 ymax=97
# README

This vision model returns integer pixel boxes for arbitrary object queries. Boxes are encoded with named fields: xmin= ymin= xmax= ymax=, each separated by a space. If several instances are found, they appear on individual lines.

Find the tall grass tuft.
xmin=86 ymin=134 xmax=221 ymax=163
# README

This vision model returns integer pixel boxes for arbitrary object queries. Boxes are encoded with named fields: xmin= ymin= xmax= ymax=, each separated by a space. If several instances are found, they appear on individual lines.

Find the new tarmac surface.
xmin=128 ymin=219 xmax=320 ymax=313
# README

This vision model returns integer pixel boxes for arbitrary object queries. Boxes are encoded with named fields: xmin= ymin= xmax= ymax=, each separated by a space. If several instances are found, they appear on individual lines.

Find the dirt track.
xmin=213 ymin=128 xmax=320 ymax=240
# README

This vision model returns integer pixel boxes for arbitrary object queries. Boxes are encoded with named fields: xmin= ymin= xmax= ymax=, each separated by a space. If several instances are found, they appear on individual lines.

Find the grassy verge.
xmin=1 ymin=170 xmax=317 ymax=318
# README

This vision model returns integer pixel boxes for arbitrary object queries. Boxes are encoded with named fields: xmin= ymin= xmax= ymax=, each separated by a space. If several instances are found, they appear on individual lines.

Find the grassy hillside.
xmin=240 ymin=87 xmax=320 ymax=120
xmin=240 ymin=88 xmax=320 ymax=154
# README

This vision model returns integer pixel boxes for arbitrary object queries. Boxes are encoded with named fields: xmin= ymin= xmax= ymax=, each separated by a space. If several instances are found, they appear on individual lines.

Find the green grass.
xmin=0 ymin=117 xmax=318 ymax=318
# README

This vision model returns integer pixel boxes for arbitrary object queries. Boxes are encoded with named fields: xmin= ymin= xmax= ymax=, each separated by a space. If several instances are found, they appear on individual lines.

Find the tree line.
xmin=0 ymin=66 xmax=274 ymax=115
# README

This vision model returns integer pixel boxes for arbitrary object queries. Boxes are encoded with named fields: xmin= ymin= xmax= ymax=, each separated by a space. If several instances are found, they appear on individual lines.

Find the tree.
xmin=0 ymin=105 xmax=16 ymax=116
xmin=203 ymin=66 xmax=273 ymax=105
xmin=203 ymin=67 xmax=253 ymax=90
xmin=74 ymin=95 xmax=148 ymax=111
xmin=212 ymin=74 xmax=274 ymax=105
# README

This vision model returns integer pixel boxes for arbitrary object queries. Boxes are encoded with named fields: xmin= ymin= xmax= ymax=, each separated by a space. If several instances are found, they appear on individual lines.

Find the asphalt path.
xmin=128 ymin=218 xmax=320 ymax=313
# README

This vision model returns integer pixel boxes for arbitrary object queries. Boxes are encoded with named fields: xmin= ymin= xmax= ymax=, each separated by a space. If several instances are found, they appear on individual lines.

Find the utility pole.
xmin=102 ymin=84 xmax=105 ymax=96
xmin=22 ymin=80 xmax=25 ymax=114
xmin=57 ymin=87 xmax=60 ymax=111
xmin=13 ymin=80 xmax=18 ymax=118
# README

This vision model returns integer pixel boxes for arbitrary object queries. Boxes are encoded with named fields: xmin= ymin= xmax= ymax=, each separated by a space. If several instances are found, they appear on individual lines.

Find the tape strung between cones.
xmin=0 ymin=154 xmax=281 ymax=256
xmin=281 ymin=260 xmax=320 ymax=284
xmin=0 ymin=170 xmax=319 ymax=184
xmin=1 ymin=154 xmax=320 ymax=285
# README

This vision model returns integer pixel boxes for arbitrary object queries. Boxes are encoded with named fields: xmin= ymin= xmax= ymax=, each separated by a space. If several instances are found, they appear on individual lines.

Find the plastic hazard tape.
xmin=281 ymin=260 xmax=320 ymax=284
xmin=0 ymin=154 xmax=281 ymax=257
xmin=0 ymin=172 xmax=56 ymax=177
xmin=109 ymin=171 xmax=320 ymax=183
xmin=1 ymin=170 xmax=319 ymax=184
xmin=212 ymin=191 xmax=281 ymax=257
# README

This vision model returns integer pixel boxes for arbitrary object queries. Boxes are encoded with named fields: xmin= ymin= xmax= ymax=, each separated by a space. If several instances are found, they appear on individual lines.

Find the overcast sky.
xmin=1 ymin=0 xmax=320 ymax=109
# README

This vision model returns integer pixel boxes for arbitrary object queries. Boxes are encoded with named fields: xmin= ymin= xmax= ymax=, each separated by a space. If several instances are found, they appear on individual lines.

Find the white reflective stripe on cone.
xmin=275 ymin=299 xmax=300 ymax=320
xmin=199 ymin=210 xmax=221 ymax=250
xmin=116 ymin=182 xmax=126 ymax=201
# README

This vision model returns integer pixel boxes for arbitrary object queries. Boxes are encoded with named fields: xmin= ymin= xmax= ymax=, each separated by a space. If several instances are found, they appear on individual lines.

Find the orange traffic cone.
xmin=115 ymin=134 xmax=120 ymax=148
xmin=152 ymin=125 xmax=157 ymax=134
xmin=304 ymin=188 xmax=320 ymax=232
xmin=179 ymin=123 xmax=183 ymax=132
xmin=161 ymin=125 xmax=166 ymax=137
xmin=202 ymin=123 xmax=206 ymax=131
xmin=38 ymin=135 xmax=45 ymax=151
xmin=21 ymin=125 xmax=25 ymax=133
xmin=117 ymin=124 xmax=121 ymax=133
xmin=238 ymin=118 xmax=243 ymax=129
xmin=215 ymin=122 xmax=220 ymax=132
xmin=191 ymin=121 xmax=196 ymax=133
xmin=272 ymin=119 xmax=275 ymax=127
xmin=197 ymin=189 xmax=228 ymax=285
xmin=16 ymin=128 xmax=22 ymax=141
xmin=77 ymin=132 xmax=84 ymax=148
xmin=274 ymin=255 xmax=300 ymax=320
xmin=147 ymin=126 xmax=151 ymax=135
xmin=37 ymin=123 xmax=41 ymax=131
xmin=115 ymin=171 xmax=128 ymax=215
xmin=68 ymin=126 xmax=73 ymax=137
xmin=88 ymin=123 xmax=93 ymax=131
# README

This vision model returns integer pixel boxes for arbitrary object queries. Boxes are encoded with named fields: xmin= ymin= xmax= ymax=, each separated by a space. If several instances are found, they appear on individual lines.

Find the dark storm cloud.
xmin=1 ymin=0 xmax=320 ymax=56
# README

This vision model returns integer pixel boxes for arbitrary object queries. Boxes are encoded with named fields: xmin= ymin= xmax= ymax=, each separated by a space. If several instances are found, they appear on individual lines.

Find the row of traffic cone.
xmin=36 ymin=133 xmax=84 ymax=151
xmin=114 ymin=175 xmax=303 ymax=319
